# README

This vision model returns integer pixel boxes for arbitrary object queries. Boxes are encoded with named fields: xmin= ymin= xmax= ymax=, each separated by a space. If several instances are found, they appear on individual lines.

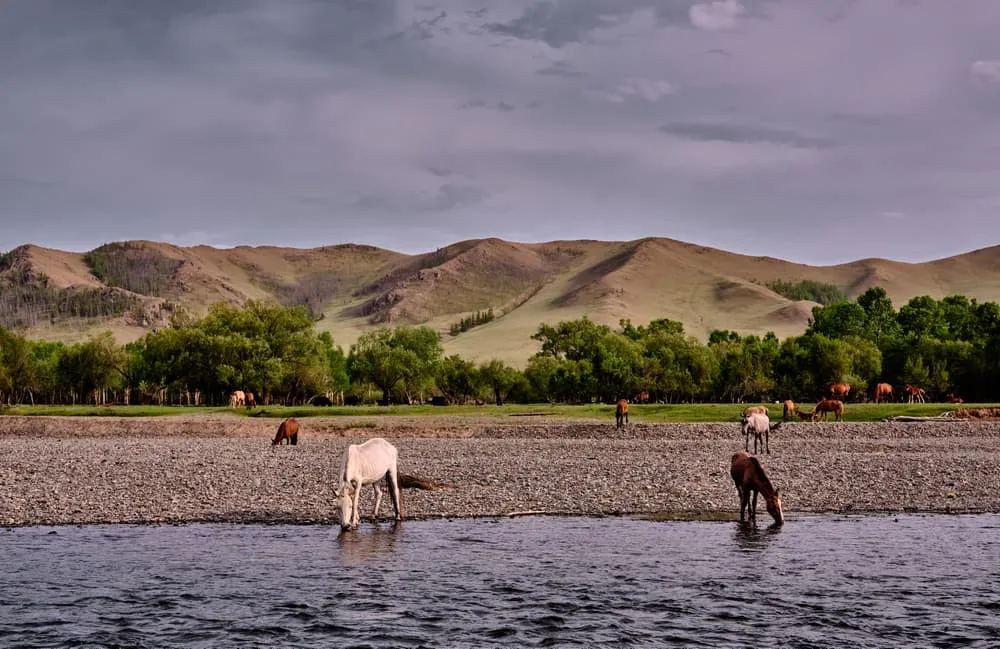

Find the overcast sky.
xmin=2 ymin=0 xmax=999 ymax=264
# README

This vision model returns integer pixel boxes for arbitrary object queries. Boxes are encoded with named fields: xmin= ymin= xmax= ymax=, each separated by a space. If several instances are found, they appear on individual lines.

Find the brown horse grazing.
xmin=741 ymin=405 xmax=768 ymax=418
xmin=811 ymin=399 xmax=845 ymax=421
xmin=782 ymin=400 xmax=797 ymax=421
xmin=730 ymin=452 xmax=783 ymax=525
xmin=947 ymin=393 xmax=964 ymax=404
xmin=272 ymin=417 xmax=300 ymax=446
xmin=874 ymin=382 xmax=893 ymax=403
xmin=635 ymin=390 xmax=650 ymax=404
xmin=615 ymin=399 xmax=629 ymax=429
xmin=904 ymin=384 xmax=927 ymax=404
xmin=245 ymin=391 xmax=257 ymax=410
xmin=795 ymin=408 xmax=815 ymax=421
xmin=828 ymin=382 xmax=851 ymax=401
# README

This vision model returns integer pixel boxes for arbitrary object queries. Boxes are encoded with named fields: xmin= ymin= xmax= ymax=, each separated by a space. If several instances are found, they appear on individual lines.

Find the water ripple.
xmin=2 ymin=516 xmax=1000 ymax=647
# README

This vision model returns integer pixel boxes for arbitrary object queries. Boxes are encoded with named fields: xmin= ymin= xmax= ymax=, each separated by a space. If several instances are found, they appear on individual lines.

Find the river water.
xmin=2 ymin=514 xmax=999 ymax=648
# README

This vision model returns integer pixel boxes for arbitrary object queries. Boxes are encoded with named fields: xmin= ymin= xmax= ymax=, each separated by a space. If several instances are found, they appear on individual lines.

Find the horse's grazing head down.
xmin=765 ymin=491 xmax=783 ymax=525
xmin=333 ymin=483 xmax=356 ymax=531
xmin=731 ymin=452 xmax=783 ymax=525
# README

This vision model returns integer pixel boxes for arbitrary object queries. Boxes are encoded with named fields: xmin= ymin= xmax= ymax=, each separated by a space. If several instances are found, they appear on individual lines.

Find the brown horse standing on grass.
xmin=812 ymin=399 xmax=845 ymax=421
xmin=741 ymin=405 xmax=768 ymax=418
xmin=873 ymin=383 xmax=893 ymax=403
xmin=782 ymin=400 xmax=797 ymax=421
xmin=904 ymin=384 xmax=927 ymax=404
xmin=730 ymin=452 xmax=783 ymax=525
xmin=272 ymin=417 xmax=300 ymax=446
xmin=615 ymin=399 xmax=629 ymax=429
xmin=828 ymin=382 xmax=851 ymax=401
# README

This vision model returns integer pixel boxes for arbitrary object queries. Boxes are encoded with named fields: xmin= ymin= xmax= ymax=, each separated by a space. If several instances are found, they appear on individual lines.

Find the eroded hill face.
xmin=4 ymin=237 xmax=1000 ymax=364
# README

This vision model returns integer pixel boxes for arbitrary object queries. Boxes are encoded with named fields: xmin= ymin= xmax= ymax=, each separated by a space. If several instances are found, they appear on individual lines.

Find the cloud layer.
xmin=1 ymin=0 xmax=999 ymax=264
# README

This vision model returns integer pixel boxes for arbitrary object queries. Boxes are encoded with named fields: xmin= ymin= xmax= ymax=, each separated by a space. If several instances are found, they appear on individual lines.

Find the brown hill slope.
xmin=4 ymin=237 xmax=1000 ymax=364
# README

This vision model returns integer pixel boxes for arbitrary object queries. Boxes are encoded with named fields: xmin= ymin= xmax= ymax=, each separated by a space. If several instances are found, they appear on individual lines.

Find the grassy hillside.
xmin=4 ymin=237 xmax=1000 ymax=365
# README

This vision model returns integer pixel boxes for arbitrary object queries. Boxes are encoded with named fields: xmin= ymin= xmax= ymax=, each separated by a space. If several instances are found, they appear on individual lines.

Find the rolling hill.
xmin=3 ymin=237 xmax=1000 ymax=366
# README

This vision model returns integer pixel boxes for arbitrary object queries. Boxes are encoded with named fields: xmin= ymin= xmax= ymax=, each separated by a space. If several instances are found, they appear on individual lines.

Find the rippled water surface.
xmin=3 ymin=514 xmax=1000 ymax=648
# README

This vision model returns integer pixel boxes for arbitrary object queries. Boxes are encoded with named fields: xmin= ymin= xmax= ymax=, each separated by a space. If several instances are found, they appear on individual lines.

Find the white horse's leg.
xmin=372 ymin=482 xmax=384 ymax=519
xmin=388 ymin=465 xmax=403 ymax=521
xmin=350 ymin=481 xmax=362 ymax=528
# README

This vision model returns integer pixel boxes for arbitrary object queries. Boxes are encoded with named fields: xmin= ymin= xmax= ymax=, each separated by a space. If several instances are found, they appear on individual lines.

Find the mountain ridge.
xmin=4 ymin=237 xmax=1000 ymax=365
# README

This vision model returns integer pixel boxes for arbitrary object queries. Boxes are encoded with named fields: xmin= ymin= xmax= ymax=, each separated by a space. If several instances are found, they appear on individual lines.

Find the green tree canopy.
xmin=348 ymin=326 xmax=443 ymax=405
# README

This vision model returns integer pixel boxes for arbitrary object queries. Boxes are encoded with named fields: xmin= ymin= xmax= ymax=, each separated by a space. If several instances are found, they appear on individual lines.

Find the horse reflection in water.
xmin=336 ymin=522 xmax=403 ymax=567
xmin=733 ymin=518 xmax=783 ymax=552
xmin=730 ymin=452 xmax=783 ymax=526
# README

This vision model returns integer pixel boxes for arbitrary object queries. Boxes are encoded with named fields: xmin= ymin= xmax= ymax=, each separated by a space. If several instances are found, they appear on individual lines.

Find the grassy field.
xmin=0 ymin=401 xmax=978 ymax=422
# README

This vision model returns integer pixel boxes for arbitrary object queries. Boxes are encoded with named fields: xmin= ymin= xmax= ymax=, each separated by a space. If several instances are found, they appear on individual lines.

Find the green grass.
xmin=0 ymin=405 xmax=218 ymax=417
xmin=634 ymin=402 xmax=973 ymax=422
xmin=0 ymin=401 xmax=983 ymax=422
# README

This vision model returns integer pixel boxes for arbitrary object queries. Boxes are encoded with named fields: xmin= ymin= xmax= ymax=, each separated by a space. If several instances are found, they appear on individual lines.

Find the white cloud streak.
xmin=971 ymin=60 xmax=1000 ymax=83
xmin=689 ymin=0 xmax=746 ymax=31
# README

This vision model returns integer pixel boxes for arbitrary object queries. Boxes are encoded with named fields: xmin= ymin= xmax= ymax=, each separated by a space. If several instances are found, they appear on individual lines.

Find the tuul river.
xmin=2 ymin=514 xmax=999 ymax=648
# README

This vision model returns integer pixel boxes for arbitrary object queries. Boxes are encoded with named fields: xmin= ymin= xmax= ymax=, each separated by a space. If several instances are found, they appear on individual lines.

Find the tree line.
xmin=0 ymin=287 xmax=998 ymax=407
xmin=449 ymin=308 xmax=494 ymax=336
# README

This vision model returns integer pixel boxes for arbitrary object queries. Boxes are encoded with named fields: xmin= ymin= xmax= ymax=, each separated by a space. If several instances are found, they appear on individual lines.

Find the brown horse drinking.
xmin=272 ymin=417 xmax=300 ymax=446
xmin=796 ymin=408 xmax=815 ymax=421
xmin=730 ymin=452 xmax=783 ymax=525
xmin=615 ymin=399 xmax=629 ymax=429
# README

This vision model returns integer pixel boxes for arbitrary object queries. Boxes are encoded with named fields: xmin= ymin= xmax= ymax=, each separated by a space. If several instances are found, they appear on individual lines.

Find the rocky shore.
xmin=2 ymin=414 xmax=1000 ymax=527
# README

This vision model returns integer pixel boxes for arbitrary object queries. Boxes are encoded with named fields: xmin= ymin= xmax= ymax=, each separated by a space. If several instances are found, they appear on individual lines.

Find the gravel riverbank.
xmin=2 ymin=415 xmax=1000 ymax=527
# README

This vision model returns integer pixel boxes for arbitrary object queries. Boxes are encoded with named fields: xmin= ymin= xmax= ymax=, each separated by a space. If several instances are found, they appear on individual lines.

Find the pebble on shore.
xmin=2 ymin=416 xmax=1000 ymax=527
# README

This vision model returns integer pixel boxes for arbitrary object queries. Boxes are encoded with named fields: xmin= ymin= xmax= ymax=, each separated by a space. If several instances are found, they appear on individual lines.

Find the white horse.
xmin=741 ymin=412 xmax=782 ymax=455
xmin=333 ymin=437 xmax=403 ymax=530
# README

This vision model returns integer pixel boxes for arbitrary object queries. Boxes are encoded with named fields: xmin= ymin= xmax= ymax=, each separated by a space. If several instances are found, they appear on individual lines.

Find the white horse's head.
xmin=333 ymin=483 xmax=355 ymax=530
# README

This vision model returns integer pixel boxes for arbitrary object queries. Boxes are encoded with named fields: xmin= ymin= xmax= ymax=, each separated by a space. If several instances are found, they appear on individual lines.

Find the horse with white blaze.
xmin=333 ymin=437 xmax=403 ymax=530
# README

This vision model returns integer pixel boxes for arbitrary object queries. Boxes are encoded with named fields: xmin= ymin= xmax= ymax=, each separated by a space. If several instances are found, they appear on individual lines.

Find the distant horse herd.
xmin=602 ymin=379 xmax=956 ymax=526
xmin=228 ymin=390 xmax=256 ymax=410
xmin=246 ymin=377 xmax=956 ymax=533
